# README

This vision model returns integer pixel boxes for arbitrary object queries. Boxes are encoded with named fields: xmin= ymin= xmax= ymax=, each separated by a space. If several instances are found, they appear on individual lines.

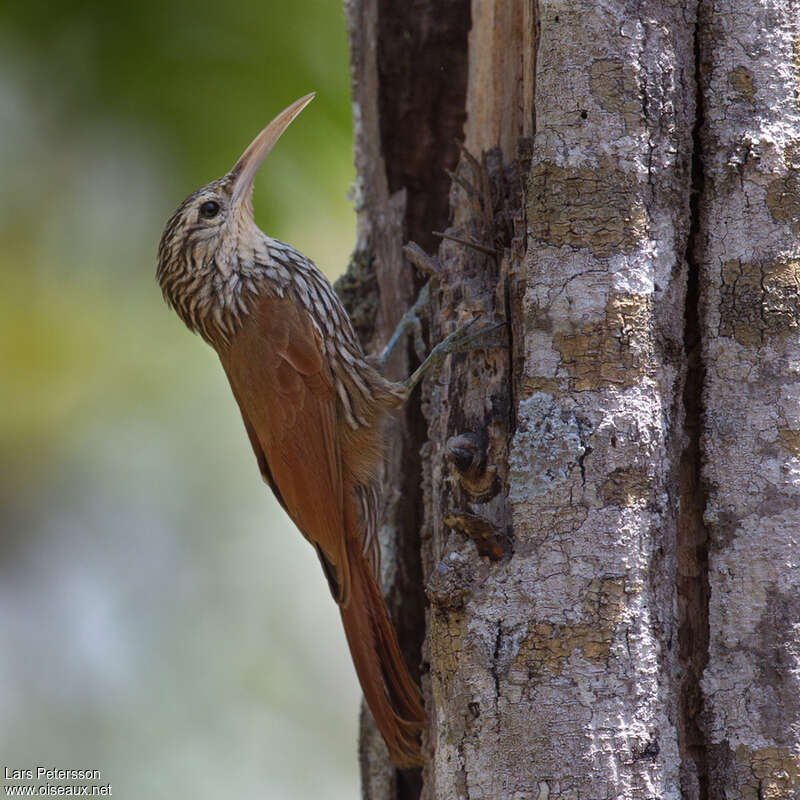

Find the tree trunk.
xmin=339 ymin=1 xmax=800 ymax=798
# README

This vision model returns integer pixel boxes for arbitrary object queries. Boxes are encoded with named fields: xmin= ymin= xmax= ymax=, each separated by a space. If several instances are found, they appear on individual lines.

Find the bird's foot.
xmin=377 ymin=240 xmax=504 ymax=392
xmin=401 ymin=317 xmax=506 ymax=396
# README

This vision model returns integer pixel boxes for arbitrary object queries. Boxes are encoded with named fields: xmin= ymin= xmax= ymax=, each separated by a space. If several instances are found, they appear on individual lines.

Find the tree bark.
xmin=340 ymin=1 xmax=800 ymax=798
xmin=697 ymin=3 xmax=800 ymax=798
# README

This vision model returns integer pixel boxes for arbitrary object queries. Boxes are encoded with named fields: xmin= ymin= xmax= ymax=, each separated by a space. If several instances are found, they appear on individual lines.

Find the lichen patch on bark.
xmin=519 ymin=375 xmax=560 ymax=397
xmin=777 ymin=426 xmax=800 ymax=457
xmin=728 ymin=67 xmax=755 ymax=103
xmin=793 ymin=36 xmax=800 ymax=108
xmin=598 ymin=466 xmax=652 ymax=507
xmin=507 ymin=393 xmax=585 ymax=504
xmin=733 ymin=744 xmax=800 ymax=800
xmin=552 ymin=293 xmax=654 ymax=391
xmin=718 ymin=257 xmax=800 ymax=345
xmin=766 ymin=166 xmax=800 ymax=225
xmin=590 ymin=58 xmax=641 ymax=127
xmin=510 ymin=577 xmax=627 ymax=678
xmin=528 ymin=159 xmax=647 ymax=256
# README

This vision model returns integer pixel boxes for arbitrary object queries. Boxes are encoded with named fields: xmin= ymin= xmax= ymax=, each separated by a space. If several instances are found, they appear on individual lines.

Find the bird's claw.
xmin=435 ymin=316 xmax=504 ymax=355
xmin=402 ymin=317 xmax=506 ymax=395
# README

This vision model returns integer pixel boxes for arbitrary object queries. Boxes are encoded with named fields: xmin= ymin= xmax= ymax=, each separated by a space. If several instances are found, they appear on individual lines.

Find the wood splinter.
xmin=432 ymin=230 xmax=498 ymax=257
xmin=443 ymin=511 xmax=506 ymax=561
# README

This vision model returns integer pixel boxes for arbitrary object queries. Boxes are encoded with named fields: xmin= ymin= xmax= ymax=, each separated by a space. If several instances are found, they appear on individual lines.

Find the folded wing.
xmin=219 ymin=293 xmax=351 ymax=604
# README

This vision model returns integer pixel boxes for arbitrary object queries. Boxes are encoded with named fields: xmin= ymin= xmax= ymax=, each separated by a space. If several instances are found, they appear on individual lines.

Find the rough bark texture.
xmin=697 ymin=3 xmax=800 ymax=798
xmin=340 ymin=0 xmax=800 ymax=798
xmin=423 ymin=1 xmax=693 ymax=797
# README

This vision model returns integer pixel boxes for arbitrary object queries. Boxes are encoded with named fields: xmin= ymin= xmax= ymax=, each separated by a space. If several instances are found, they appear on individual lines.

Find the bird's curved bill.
xmin=231 ymin=92 xmax=315 ymax=204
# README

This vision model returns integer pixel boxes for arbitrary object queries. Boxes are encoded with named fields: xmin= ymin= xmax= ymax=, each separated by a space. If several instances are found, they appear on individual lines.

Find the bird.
xmin=157 ymin=94 xmax=494 ymax=768
xmin=157 ymin=92 xmax=428 ymax=767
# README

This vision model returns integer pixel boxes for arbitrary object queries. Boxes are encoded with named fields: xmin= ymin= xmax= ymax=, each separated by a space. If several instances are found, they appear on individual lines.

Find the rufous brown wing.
xmin=218 ymin=294 xmax=425 ymax=767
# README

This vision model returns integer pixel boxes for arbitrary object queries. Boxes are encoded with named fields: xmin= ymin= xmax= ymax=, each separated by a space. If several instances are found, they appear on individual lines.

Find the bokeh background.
xmin=1 ymin=2 xmax=360 ymax=797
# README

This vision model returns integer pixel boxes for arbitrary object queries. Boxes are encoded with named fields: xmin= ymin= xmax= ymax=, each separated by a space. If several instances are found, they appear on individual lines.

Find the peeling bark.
xmin=341 ymin=0 xmax=800 ymax=798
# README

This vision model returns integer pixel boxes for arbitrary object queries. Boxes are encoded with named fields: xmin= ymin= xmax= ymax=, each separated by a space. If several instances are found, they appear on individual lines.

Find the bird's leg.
xmin=377 ymin=241 xmax=445 ymax=371
xmin=378 ymin=240 xmax=504 ymax=391
xmin=377 ymin=281 xmax=430 ymax=372
xmin=401 ymin=317 xmax=506 ymax=396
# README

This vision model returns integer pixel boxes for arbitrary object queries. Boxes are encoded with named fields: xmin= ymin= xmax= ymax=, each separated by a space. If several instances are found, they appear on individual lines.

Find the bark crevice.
xmin=376 ymin=0 xmax=471 ymax=253
xmin=343 ymin=0 xmax=471 ymax=795
xmin=374 ymin=5 xmax=471 ymax=798
xmin=676 ymin=10 xmax=710 ymax=798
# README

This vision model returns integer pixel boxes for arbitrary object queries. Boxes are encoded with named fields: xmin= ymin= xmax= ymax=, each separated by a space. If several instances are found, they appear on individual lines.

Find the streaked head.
xmin=156 ymin=93 xmax=315 ymax=334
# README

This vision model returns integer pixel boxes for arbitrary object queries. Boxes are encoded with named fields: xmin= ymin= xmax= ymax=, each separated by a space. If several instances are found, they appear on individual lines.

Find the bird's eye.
xmin=199 ymin=200 xmax=220 ymax=219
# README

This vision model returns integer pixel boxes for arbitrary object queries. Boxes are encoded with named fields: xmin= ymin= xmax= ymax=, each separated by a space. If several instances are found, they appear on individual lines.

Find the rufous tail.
xmin=339 ymin=544 xmax=426 ymax=768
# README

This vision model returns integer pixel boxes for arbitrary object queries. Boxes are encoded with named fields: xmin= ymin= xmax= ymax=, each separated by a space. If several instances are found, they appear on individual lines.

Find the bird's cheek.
xmin=213 ymin=236 xmax=237 ymax=278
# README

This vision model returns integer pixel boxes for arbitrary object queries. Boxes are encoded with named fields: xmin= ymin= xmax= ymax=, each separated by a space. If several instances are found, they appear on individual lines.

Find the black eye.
xmin=199 ymin=200 xmax=220 ymax=219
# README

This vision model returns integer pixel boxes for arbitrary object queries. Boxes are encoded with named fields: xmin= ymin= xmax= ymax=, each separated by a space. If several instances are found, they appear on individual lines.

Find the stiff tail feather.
xmin=339 ymin=545 xmax=427 ymax=768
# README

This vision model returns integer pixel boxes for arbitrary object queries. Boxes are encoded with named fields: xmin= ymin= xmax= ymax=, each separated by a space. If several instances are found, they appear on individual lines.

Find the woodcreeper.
xmin=157 ymin=94 xmax=495 ymax=767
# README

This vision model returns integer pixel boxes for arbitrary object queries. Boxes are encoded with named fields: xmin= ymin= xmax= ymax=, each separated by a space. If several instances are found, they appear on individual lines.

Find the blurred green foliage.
xmin=0 ymin=2 xmax=360 ymax=798
xmin=0 ymin=0 xmax=353 ymax=212
xmin=1 ymin=0 xmax=356 ymax=474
